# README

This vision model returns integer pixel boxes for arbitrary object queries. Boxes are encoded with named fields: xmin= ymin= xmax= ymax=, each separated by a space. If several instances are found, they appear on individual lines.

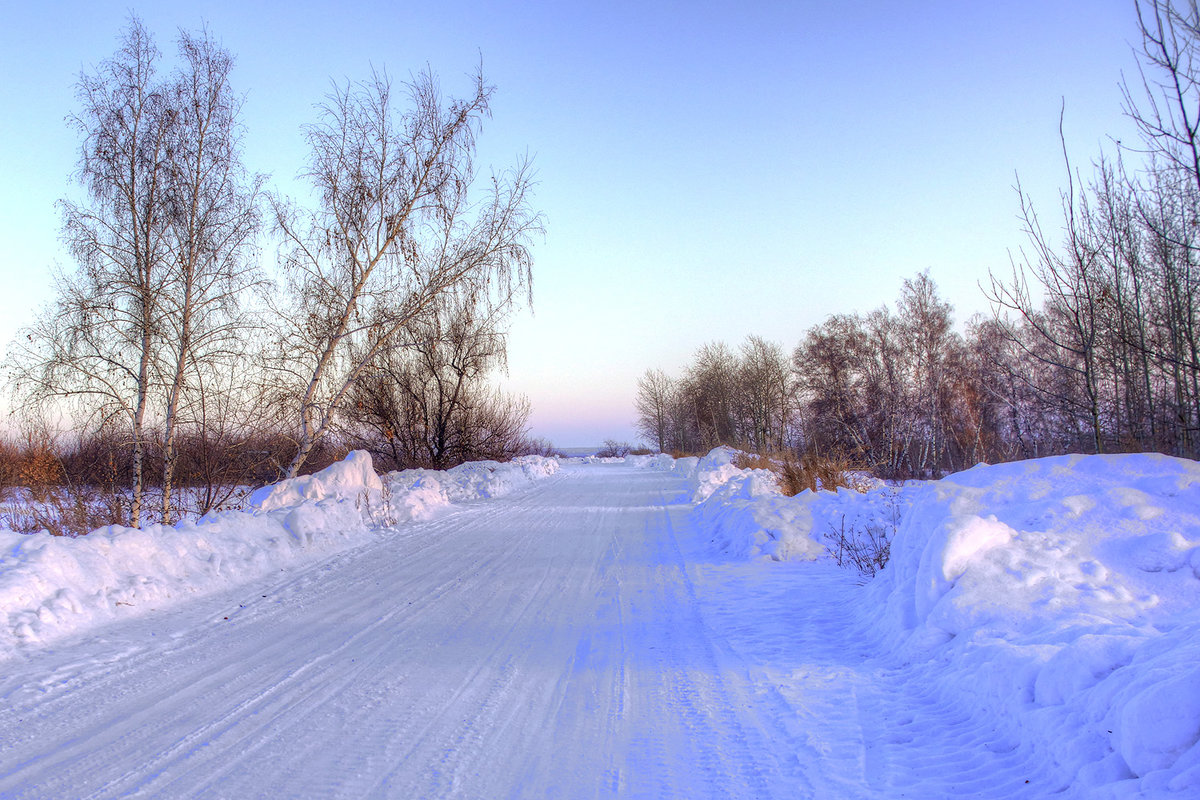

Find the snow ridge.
xmin=0 ymin=452 xmax=559 ymax=654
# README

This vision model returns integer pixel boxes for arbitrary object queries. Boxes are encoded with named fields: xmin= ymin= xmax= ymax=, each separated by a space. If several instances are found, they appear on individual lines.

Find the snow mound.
xmin=679 ymin=447 xmax=1200 ymax=791
xmin=692 ymin=469 xmax=824 ymax=561
xmin=865 ymin=453 xmax=1200 ymax=795
xmin=249 ymin=450 xmax=382 ymax=512
xmin=683 ymin=447 xmax=913 ymax=564
xmin=625 ymin=453 xmax=675 ymax=470
xmin=382 ymin=471 xmax=452 ymax=523
xmin=672 ymin=456 xmax=699 ymax=477
xmin=0 ymin=452 xmax=559 ymax=657
xmin=688 ymin=446 xmax=745 ymax=502
xmin=379 ymin=456 xmax=558 ymax=518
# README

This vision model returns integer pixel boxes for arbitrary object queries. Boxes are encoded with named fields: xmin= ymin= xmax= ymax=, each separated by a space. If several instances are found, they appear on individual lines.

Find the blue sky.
xmin=1 ymin=1 xmax=1141 ymax=446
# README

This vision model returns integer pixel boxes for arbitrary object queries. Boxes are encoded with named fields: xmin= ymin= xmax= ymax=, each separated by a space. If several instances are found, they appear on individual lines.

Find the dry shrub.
xmin=827 ymin=488 xmax=901 ymax=577
xmin=779 ymin=450 xmax=872 ymax=497
xmin=521 ymin=438 xmax=567 ymax=459
xmin=596 ymin=439 xmax=633 ymax=458
xmin=731 ymin=449 xmax=866 ymax=497
xmin=0 ymin=430 xmax=126 ymax=536
xmin=732 ymin=451 xmax=780 ymax=472
xmin=724 ymin=448 xmax=859 ymax=496
xmin=0 ymin=439 xmax=19 ymax=489
xmin=17 ymin=436 xmax=63 ymax=488
xmin=1 ymin=485 xmax=126 ymax=537
xmin=0 ymin=433 xmax=62 ymax=490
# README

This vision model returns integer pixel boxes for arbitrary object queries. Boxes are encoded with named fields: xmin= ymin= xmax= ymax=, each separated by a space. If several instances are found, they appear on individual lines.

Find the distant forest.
xmin=636 ymin=0 xmax=1200 ymax=477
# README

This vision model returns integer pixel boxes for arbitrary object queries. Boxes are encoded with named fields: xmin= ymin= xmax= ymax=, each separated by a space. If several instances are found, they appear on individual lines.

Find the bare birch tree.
xmin=158 ymin=27 xmax=262 ymax=522
xmin=14 ymin=18 xmax=174 ymax=526
xmin=271 ymin=67 xmax=539 ymax=477
xmin=10 ymin=18 xmax=262 ymax=526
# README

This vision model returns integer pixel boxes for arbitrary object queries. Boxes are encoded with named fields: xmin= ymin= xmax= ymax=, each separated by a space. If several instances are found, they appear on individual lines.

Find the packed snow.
xmin=1 ymin=447 xmax=1198 ymax=798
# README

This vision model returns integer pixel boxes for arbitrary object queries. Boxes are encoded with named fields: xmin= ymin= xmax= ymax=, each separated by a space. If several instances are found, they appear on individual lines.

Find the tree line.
xmin=5 ymin=17 xmax=542 ymax=527
xmin=638 ymin=0 xmax=1200 ymax=476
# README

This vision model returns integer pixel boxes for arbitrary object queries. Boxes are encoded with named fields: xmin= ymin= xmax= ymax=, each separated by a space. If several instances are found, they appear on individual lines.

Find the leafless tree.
xmin=13 ymin=18 xmax=175 ymax=526
xmin=987 ymin=128 xmax=1109 ymax=455
xmin=635 ymin=368 xmax=674 ymax=453
xmin=271 ymin=67 xmax=539 ymax=477
xmin=10 ymin=18 xmax=263 ymax=526
xmin=686 ymin=342 xmax=739 ymax=449
xmin=980 ymin=1 xmax=1200 ymax=459
xmin=1126 ymin=0 xmax=1200 ymax=193
xmin=793 ymin=314 xmax=869 ymax=458
xmin=898 ymin=270 xmax=960 ymax=475
xmin=348 ymin=294 xmax=530 ymax=470
xmin=736 ymin=335 xmax=793 ymax=452
xmin=157 ymin=27 xmax=263 ymax=522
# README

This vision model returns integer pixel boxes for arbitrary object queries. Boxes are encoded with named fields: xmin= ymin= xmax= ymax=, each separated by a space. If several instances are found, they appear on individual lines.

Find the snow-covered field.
xmin=1 ymin=448 xmax=1198 ymax=798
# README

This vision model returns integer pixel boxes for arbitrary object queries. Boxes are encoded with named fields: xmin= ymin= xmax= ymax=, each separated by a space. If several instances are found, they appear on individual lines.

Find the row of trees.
xmin=635 ymin=273 xmax=992 ymax=478
xmin=638 ymin=1 xmax=1200 ymax=474
xmin=987 ymin=0 xmax=1200 ymax=460
xmin=6 ymin=18 xmax=541 ymax=526
xmin=636 ymin=252 xmax=1195 ymax=479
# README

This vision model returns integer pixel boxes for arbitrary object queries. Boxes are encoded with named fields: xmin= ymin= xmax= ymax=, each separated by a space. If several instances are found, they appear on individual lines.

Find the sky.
xmin=0 ymin=0 xmax=1145 ymax=447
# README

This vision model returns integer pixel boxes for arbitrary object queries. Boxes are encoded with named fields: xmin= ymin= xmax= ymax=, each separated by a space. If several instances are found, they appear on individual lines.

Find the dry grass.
xmin=736 ymin=448 xmax=873 ymax=497
xmin=731 ymin=451 xmax=781 ymax=472
xmin=0 ymin=485 xmax=126 ymax=537
xmin=0 ymin=430 xmax=127 ymax=536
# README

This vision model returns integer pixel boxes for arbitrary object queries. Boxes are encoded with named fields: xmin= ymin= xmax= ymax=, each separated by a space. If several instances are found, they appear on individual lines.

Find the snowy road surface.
xmin=2 ymin=462 xmax=1054 ymax=798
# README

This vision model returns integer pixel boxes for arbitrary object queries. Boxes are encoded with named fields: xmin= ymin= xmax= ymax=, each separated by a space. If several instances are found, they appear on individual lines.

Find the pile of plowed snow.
xmin=0 ymin=452 xmax=558 ymax=654
xmin=673 ymin=446 xmax=905 ymax=562
xmin=674 ymin=447 xmax=1200 ymax=797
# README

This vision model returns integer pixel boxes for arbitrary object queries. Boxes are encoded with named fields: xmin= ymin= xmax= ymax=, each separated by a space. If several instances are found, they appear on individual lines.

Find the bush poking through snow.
xmin=782 ymin=450 xmax=870 ymax=495
xmin=730 ymin=449 xmax=870 ymax=497
xmin=827 ymin=487 xmax=901 ymax=576
xmin=357 ymin=483 xmax=397 ymax=528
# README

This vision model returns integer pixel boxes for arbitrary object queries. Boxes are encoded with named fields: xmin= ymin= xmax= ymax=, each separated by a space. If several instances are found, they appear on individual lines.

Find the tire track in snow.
xmin=0 ymin=462 xmax=1068 ymax=798
xmin=623 ymin=498 xmax=812 ymax=798
xmin=0 ymin=496 xmax=527 ymax=799
xmin=683 ymin=556 xmax=1068 ymax=798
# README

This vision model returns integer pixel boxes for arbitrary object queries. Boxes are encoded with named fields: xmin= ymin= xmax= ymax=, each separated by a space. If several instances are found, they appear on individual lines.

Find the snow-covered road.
xmin=0 ymin=463 xmax=1070 ymax=798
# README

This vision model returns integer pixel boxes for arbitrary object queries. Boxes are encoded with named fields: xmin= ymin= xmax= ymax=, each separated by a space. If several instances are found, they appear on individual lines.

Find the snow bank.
xmin=0 ymin=452 xmax=559 ymax=656
xmin=248 ymin=450 xmax=382 ymax=512
xmin=682 ymin=447 xmax=912 ymax=564
xmin=679 ymin=446 xmax=1200 ymax=792
xmin=686 ymin=446 xmax=744 ymax=502
xmin=863 ymin=453 xmax=1200 ymax=796
xmin=692 ymin=469 xmax=824 ymax=561
xmin=380 ymin=455 xmax=559 ymax=515
xmin=625 ymin=452 xmax=675 ymax=470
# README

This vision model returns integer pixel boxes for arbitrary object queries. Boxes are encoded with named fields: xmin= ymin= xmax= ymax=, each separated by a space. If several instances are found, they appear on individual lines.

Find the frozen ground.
xmin=1 ymin=452 xmax=1198 ymax=798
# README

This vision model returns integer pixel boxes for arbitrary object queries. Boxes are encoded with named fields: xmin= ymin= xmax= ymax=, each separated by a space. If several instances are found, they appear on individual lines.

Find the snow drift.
xmin=865 ymin=454 xmax=1200 ymax=797
xmin=0 ymin=452 xmax=558 ymax=655
xmin=678 ymin=447 xmax=906 ymax=562
xmin=678 ymin=446 xmax=1200 ymax=796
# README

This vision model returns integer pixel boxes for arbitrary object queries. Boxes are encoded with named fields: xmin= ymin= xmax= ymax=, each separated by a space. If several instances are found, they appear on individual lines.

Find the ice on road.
xmin=1 ymin=462 xmax=1055 ymax=798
